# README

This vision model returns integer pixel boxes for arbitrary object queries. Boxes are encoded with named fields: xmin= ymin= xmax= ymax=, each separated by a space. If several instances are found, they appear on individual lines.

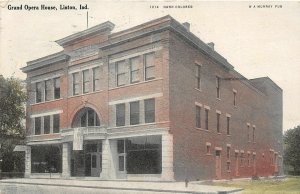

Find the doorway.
xmin=216 ymin=150 xmax=222 ymax=179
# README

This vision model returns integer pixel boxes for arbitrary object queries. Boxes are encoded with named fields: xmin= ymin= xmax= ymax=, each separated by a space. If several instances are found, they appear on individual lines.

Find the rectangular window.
xmin=247 ymin=124 xmax=250 ymax=142
xmin=54 ymin=78 xmax=60 ymax=99
xmin=227 ymin=162 xmax=231 ymax=171
xmin=130 ymin=57 xmax=140 ymax=83
xmin=72 ymin=72 xmax=80 ymax=95
xmin=34 ymin=117 xmax=41 ymax=135
xmin=195 ymin=64 xmax=201 ymax=89
xmin=53 ymin=114 xmax=60 ymax=133
xmin=116 ymin=61 xmax=126 ymax=87
xmin=116 ymin=103 xmax=125 ymax=126
xmin=144 ymin=53 xmax=155 ymax=80
xmin=206 ymin=145 xmax=211 ymax=154
xmin=145 ymin=98 xmax=155 ymax=123
xmin=227 ymin=116 xmax=230 ymax=135
xmin=93 ymin=67 xmax=100 ymax=91
xmin=130 ymin=101 xmax=140 ymax=125
xmin=216 ymin=76 xmax=220 ymax=99
xmin=227 ymin=146 xmax=230 ymax=159
xmin=44 ymin=115 xmax=50 ymax=134
xmin=83 ymin=70 xmax=90 ymax=93
xmin=248 ymin=154 xmax=250 ymax=166
xmin=195 ymin=106 xmax=201 ymax=128
xmin=216 ymin=113 xmax=220 ymax=133
xmin=36 ymin=82 xmax=43 ymax=103
xmin=233 ymin=91 xmax=237 ymax=106
xmin=45 ymin=80 xmax=52 ymax=101
xmin=88 ymin=109 xmax=95 ymax=126
xmin=241 ymin=153 xmax=244 ymax=166
xmin=205 ymin=109 xmax=209 ymax=130
xmin=253 ymin=126 xmax=255 ymax=142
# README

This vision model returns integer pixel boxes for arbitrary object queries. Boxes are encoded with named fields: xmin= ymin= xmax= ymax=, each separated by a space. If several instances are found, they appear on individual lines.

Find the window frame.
xmin=144 ymin=98 xmax=155 ymax=123
xmin=195 ymin=64 xmax=201 ymax=90
xmin=204 ymin=108 xmax=209 ymax=130
xmin=144 ymin=53 xmax=155 ymax=81
xmin=116 ymin=60 xmax=126 ymax=87
xmin=82 ymin=69 xmax=90 ymax=94
xmin=216 ymin=76 xmax=221 ymax=99
xmin=72 ymin=72 xmax=80 ymax=95
xmin=92 ymin=67 xmax=100 ymax=92
xmin=195 ymin=106 xmax=201 ymax=128
xmin=116 ymin=103 xmax=126 ymax=126
xmin=130 ymin=57 xmax=140 ymax=84
xmin=54 ymin=77 xmax=60 ymax=99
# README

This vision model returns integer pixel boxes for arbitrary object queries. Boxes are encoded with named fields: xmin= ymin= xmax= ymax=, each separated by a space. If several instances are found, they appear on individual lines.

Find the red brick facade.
xmin=21 ymin=15 xmax=283 ymax=181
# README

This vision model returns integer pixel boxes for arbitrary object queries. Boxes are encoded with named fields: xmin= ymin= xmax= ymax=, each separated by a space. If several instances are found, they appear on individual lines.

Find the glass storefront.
xmin=31 ymin=145 xmax=62 ymax=173
xmin=117 ymin=135 xmax=162 ymax=174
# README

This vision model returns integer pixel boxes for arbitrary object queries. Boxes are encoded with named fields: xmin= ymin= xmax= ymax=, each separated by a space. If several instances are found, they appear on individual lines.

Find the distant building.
xmin=21 ymin=15 xmax=283 ymax=181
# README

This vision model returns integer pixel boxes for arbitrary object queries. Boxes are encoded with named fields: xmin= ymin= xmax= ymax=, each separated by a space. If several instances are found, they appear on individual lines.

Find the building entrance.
xmin=71 ymin=141 xmax=102 ymax=177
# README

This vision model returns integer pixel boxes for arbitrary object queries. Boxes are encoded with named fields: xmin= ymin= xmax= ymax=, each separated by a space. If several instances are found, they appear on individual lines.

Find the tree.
xmin=0 ymin=75 xmax=27 ymax=174
xmin=0 ymin=75 xmax=27 ymax=137
xmin=284 ymin=125 xmax=300 ymax=175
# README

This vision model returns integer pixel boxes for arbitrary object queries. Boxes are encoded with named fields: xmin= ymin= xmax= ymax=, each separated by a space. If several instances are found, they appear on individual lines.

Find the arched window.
xmin=72 ymin=107 xmax=100 ymax=128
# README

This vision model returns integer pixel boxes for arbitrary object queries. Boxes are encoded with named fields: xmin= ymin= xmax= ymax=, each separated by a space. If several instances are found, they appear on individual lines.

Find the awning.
xmin=13 ymin=145 xmax=27 ymax=152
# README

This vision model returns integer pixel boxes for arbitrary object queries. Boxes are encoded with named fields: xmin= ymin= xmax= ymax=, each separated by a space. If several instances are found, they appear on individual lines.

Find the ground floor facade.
xmin=24 ymin=130 xmax=174 ymax=181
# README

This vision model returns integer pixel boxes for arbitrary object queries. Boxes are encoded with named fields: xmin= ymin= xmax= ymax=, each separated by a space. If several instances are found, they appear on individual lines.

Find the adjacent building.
xmin=21 ymin=15 xmax=283 ymax=181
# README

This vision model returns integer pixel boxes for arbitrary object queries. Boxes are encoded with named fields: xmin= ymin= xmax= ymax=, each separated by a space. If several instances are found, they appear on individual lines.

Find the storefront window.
xmin=117 ymin=135 xmax=162 ymax=174
xmin=31 ymin=145 xmax=62 ymax=173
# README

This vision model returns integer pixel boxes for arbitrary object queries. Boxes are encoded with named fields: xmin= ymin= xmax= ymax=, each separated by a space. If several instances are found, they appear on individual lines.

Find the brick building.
xmin=21 ymin=15 xmax=283 ymax=181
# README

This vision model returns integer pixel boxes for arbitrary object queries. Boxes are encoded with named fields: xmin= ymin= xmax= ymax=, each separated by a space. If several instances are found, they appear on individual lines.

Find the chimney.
xmin=207 ymin=42 xmax=215 ymax=51
xmin=182 ymin=22 xmax=190 ymax=32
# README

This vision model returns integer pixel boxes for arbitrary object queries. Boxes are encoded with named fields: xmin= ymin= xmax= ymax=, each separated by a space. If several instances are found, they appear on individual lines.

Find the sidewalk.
xmin=0 ymin=178 xmax=243 ymax=194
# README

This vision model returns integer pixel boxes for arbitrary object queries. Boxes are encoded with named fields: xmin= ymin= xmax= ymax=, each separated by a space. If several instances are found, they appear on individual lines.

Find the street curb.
xmin=0 ymin=180 xmax=243 ymax=194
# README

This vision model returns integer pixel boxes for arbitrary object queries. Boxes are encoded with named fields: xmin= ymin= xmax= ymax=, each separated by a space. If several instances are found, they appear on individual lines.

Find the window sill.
xmin=227 ymin=134 xmax=231 ymax=137
xmin=217 ymin=132 xmax=222 ymax=135
xmin=109 ymin=78 xmax=163 ymax=90
xmin=216 ymin=98 xmax=221 ymax=101
xmin=31 ymin=98 xmax=63 ymax=106
xmin=195 ymin=128 xmax=211 ymax=132
xmin=68 ymin=90 xmax=103 ymax=99
xmin=227 ymin=170 xmax=231 ymax=173
xmin=206 ymin=153 xmax=212 ymax=156
xmin=194 ymin=88 xmax=202 ymax=92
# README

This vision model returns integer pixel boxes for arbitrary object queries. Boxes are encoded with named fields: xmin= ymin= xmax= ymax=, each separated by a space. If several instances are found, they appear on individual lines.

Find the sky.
xmin=0 ymin=1 xmax=299 ymax=131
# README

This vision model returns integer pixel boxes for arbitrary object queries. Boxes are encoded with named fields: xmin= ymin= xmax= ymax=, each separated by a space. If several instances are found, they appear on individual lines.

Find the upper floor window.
xmin=216 ymin=112 xmax=221 ymax=133
xmin=130 ymin=101 xmax=140 ymax=125
xmin=44 ymin=115 xmax=51 ymax=134
xmin=53 ymin=114 xmax=60 ymax=133
xmin=226 ymin=116 xmax=230 ymax=135
xmin=72 ymin=72 xmax=80 ymax=95
xmin=253 ymin=126 xmax=256 ymax=142
xmin=233 ymin=90 xmax=237 ymax=106
xmin=34 ymin=114 xmax=61 ymax=135
xmin=116 ymin=61 xmax=126 ymax=87
xmin=227 ymin=146 xmax=231 ymax=159
xmin=144 ymin=53 xmax=155 ymax=81
xmin=82 ymin=70 xmax=90 ymax=94
xmin=130 ymin=57 xmax=140 ymax=83
xmin=93 ymin=67 xmax=100 ymax=92
xmin=45 ymin=80 xmax=52 ymax=101
xmin=36 ymin=82 xmax=43 ymax=103
xmin=216 ymin=76 xmax=221 ymax=99
xmin=116 ymin=103 xmax=126 ymax=126
xmin=247 ymin=124 xmax=250 ymax=142
xmin=195 ymin=105 xmax=201 ymax=128
xmin=80 ymin=108 xmax=100 ymax=127
xmin=204 ymin=108 xmax=209 ymax=130
xmin=195 ymin=64 xmax=201 ymax=90
xmin=34 ymin=117 xmax=41 ymax=135
xmin=54 ymin=78 xmax=60 ymax=99
xmin=145 ymin=98 xmax=155 ymax=123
